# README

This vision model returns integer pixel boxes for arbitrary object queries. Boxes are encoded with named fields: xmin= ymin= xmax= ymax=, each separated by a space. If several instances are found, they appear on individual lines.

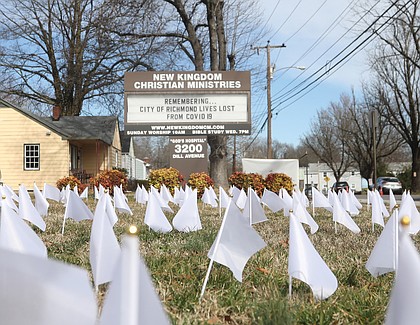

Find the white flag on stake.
xmin=261 ymin=188 xmax=284 ymax=213
xmin=18 ymin=184 xmax=46 ymax=231
xmin=0 ymin=199 xmax=47 ymax=259
xmin=202 ymin=187 xmax=218 ymax=208
xmin=173 ymin=189 xmax=202 ymax=232
xmin=389 ymin=188 xmax=397 ymax=213
xmin=144 ymin=190 xmax=173 ymax=233
xmin=90 ymin=193 xmax=121 ymax=288
xmin=33 ymin=182 xmax=50 ymax=217
xmin=206 ymin=201 xmax=266 ymax=283
xmin=243 ymin=188 xmax=268 ymax=225
xmin=311 ymin=187 xmax=332 ymax=212
xmin=365 ymin=210 xmax=398 ymax=277
xmin=292 ymin=195 xmax=319 ymax=234
xmin=219 ymin=186 xmax=231 ymax=209
xmin=385 ymin=217 xmax=420 ymax=325
xmin=100 ymin=231 xmax=171 ymax=325
xmin=113 ymin=186 xmax=133 ymax=215
xmin=43 ymin=183 xmax=61 ymax=202
xmin=332 ymin=193 xmax=361 ymax=234
xmin=288 ymin=212 xmax=337 ymax=300
xmin=62 ymin=190 xmax=93 ymax=234
xmin=0 ymin=248 xmax=97 ymax=325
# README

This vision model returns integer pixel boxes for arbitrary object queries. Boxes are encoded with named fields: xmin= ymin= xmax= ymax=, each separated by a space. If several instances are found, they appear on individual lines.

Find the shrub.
xmin=148 ymin=167 xmax=184 ymax=194
xmin=187 ymin=172 xmax=214 ymax=198
xmin=228 ymin=171 xmax=265 ymax=196
xmin=264 ymin=172 xmax=293 ymax=194
xmin=89 ymin=169 xmax=128 ymax=195
xmin=56 ymin=175 xmax=86 ymax=194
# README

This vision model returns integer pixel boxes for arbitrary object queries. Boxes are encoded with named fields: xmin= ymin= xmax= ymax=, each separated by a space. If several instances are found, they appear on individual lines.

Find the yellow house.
xmin=0 ymin=99 xmax=122 ymax=190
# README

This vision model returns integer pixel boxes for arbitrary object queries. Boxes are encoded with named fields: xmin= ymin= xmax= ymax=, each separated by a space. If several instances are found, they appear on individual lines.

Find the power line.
xmin=271 ymin=0 xmax=411 ymax=112
xmin=247 ymin=0 xmax=412 ymax=146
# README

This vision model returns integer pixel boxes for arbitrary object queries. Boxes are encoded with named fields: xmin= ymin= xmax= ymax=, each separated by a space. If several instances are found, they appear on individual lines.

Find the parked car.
xmin=304 ymin=186 xmax=313 ymax=199
xmin=374 ymin=176 xmax=403 ymax=194
xmin=331 ymin=181 xmax=349 ymax=193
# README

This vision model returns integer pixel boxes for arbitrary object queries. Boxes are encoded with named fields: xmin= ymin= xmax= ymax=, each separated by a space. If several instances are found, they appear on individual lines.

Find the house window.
xmin=24 ymin=144 xmax=40 ymax=170
xmin=70 ymin=145 xmax=79 ymax=171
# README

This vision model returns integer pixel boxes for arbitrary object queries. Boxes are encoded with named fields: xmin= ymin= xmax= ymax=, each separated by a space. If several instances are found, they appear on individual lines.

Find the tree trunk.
xmin=208 ymin=135 xmax=228 ymax=187
xmin=205 ymin=0 xmax=228 ymax=187
xmin=412 ymin=147 xmax=420 ymax=192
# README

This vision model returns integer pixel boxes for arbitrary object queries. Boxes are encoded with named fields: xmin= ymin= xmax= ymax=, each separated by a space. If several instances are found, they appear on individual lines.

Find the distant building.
xmin=0 ymin=98 xmax=121 ymax=189
xmin=300 ymin=162 xmax=362 ymax=193
xmin=120 ymin=131 xmax=149 ymax=180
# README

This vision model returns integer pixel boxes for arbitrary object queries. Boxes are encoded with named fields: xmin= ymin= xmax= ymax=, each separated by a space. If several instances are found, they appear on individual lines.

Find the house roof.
xmin=0 ymin=98 xmax=118 ymax=145
xmin=120 ymin=131 xmax=131 ymax=152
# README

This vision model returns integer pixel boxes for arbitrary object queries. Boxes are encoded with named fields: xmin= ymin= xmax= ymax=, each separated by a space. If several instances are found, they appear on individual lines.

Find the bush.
xmin=228 ymin=171 xmax=265 ymax=196
xmin=187 ymin=172 xmax=214 ymax=198
xmin=264 ymin=172 xmax=293 ymax=195
xmin=89 ymin=169 xmax=128 ymax=195
xmin=56 ymin=175 xmax=87 ymax=194
xmin=148 ymin=167 xmax=184 ymax=194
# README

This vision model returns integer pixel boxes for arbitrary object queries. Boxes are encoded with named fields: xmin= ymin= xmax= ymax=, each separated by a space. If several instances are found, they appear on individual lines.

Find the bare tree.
xmin=0 ymin=0 xmax=159 ymax=116
xmin=154 ymin=0 xmax=264 ymax=186
xmin=366 ymin=0 xmax=420 ymax=190
xmin=340 ymin=89 xmax=403 ymax=181
xmin=303 ymin=101 xmax=354 ymax=182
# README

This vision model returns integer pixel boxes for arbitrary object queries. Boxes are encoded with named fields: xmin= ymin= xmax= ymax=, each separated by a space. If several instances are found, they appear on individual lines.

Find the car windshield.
xmin=380 ymin=177 xmax=399 ymax=182
xmin=336 ymin=182 xmax=348 ymax=186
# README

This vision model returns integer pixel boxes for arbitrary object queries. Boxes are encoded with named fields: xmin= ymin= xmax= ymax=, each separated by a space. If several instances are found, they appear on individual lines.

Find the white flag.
xmin=18 ymin=183 xmax=46 ymax=231
xmin=113 ymin=186 xmax=133 ymax=215
xmin=43 ymin=183 xmax=61 ymax=202
xmin=340 ymin=190 xmax=359 ymax=216
xmin=288 ymin=212 xmax=337 ymax=300
xmin=279 ymin=188 xmax=293 ymax=216
xmin=366 ymin=210 xmax=398 ymax=277
xmin=160 ymin=184 xmax=174 ymax=203
xmin=389 ymin=188 xmax=397 ymax=212
xmin=100 ymin=233 xmax=171 ymax=325
xmin=79 ymin=187 xmax=89 ymax=200
xmin=34 ymin=182 xmax=49 ymax=217
xmin=292 ymin=195 xmax=319 ymax=234
xmin=371 ymin=191 xmax=385 ymax=228
xmin=90 ymin=193 xmax=121 ymax=287
xmin=144 ymin=191 xmax=173 ymax=233
xmin=0 ymin=185 xmax=18 ymax=211
xmin=332 ymin=193 xmax=361 ymax=233
xmin=207 ymin=201 xmax=266 ymax=282
xmin=261 ymin=188 xmax=284 ymax=213
xmin=385 ymin=221 xmax=420 ymax=325
xmin=235 ymin=188 xmax=248 ymax=210
xmin=219 ymin=186 xmax=231 ymax=209
xmin=0 ymin=200 xmax=47 ymax=259
xmin=173 ymin=186 xmax=184 ymax=206
xmin=0 ymin=248 xmax=97 ymax=325
xmin=243 ymin=188 xmax=268 ymax=225
xmin=64 ymin=190 xmax=94 ymax=222
xmin=173 ymin=189 xmax=202 ymax=232
xmin=135 ymin=184 xmax=148 ymax=205
xmin=398 ymin=193 xmax=420 ymax=234
xmin=311 ymin=187 xmax=332 ymax=212
xmin=202 ymin=187 xmax=218 ymax=208
xmin=150 ymin=186 xmax=173 ymax=213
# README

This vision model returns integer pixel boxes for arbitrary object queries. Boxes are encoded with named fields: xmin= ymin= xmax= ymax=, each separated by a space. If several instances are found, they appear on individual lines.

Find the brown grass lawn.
xmin=36 ymin=195 xmax=410 ymax=324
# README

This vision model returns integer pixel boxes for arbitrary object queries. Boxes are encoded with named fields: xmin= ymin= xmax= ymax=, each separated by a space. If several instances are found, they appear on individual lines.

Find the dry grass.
xmin=37 ymin=195 xmax=408 ymax=324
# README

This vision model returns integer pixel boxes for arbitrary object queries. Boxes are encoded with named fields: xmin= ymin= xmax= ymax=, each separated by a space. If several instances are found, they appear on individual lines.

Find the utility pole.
xmin=252 ymin=41 xmax=286 ymax=159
